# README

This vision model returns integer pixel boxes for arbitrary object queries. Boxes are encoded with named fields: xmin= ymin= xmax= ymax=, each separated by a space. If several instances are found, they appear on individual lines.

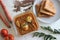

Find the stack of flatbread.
xmin=35 ymin=0 xmax=56 ymax=17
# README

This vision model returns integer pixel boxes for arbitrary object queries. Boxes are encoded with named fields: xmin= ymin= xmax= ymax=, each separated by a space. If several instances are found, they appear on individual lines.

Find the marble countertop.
xmin=0 ymin=0 xmax=60 ymax=40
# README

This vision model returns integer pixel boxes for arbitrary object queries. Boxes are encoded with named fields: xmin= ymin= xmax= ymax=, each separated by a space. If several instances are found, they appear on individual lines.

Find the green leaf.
xmin=41 ymin=26 xmax=53 ymax=32
xmin=49 ymin=35 xmax=56 ymax=40
xmin=44 ymin=35 xmax=48 ymax=40
xmin=47 ymin=26 xmax=53 ymax=32
xmin=33 ymin=32 xmax=56 ymax=40
xmin=41 ymin=26 xmax=60 ymax=34
xmin=33 ymin=32 xmax=40 ymax=37
xmin=45 ymin=35 xmax=51 ymax=40
xmin=44 ymin=35 xmax=54 ymax=40
xmin=49 ymin=37 xmax=52 ymax=40
xmin=39 ymin=33 xmax=45 ymax=37
xmin=53 ymin=29 xmax=60 ymax=34
xmin=49 ymin=37 xmax=56 ymax=40
xmin=33 ymin=32 xmax=45 ymax=37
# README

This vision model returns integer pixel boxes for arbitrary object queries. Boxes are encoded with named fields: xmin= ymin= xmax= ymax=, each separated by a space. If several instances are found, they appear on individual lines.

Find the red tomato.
xmin=4 ymin=36 xmax=9 ymax=40
xmin=1 ymin=29 xmax=8 ymax=37
xmin=4 ymin=34 xmax=14 ymax=40
xmin=8 ymin=34 xmax=14 ymax=40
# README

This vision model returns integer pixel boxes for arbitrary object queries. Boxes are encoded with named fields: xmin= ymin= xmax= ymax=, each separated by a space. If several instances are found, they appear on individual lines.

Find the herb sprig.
xmin=41 ymin=26 xmax=60 ymax=34
xmin=33 ymin=32 xmax=56 ymax=40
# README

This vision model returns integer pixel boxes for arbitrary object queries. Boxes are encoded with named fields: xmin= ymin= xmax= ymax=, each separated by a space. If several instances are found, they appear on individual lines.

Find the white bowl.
xmin=33 ymin=0 xmax=60 ymax=23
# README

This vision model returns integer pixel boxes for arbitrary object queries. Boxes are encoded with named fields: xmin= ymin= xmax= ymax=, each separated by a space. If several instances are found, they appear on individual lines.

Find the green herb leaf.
xmin=33 ymin=32 xmax=56 ymax=40
xmin=49 ymin=36 xmax=56 ymax=40
xmin=41 ymin=26 xmax=53 ymax=32
xmin=41 ymin=26 xmax=60 ymax=34
xmin=33 ymin=32 xmax=40 ymax=37
xmin=44 ymin=35 xmax=49 ymax=40
xmin=53 ymin=29 xmax=60 ymax=34
xmin=33 ymin=32 xmax=45 ymax=37
xmin=39 ymin=33 xmax=45 ymax=37
xmin=45 ymin=35 xmax=51 ymax=40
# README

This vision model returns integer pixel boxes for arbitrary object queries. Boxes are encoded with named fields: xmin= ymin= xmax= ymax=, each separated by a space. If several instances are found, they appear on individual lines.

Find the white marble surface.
xmin=0 ymin=0 xmax=60 ymax=40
